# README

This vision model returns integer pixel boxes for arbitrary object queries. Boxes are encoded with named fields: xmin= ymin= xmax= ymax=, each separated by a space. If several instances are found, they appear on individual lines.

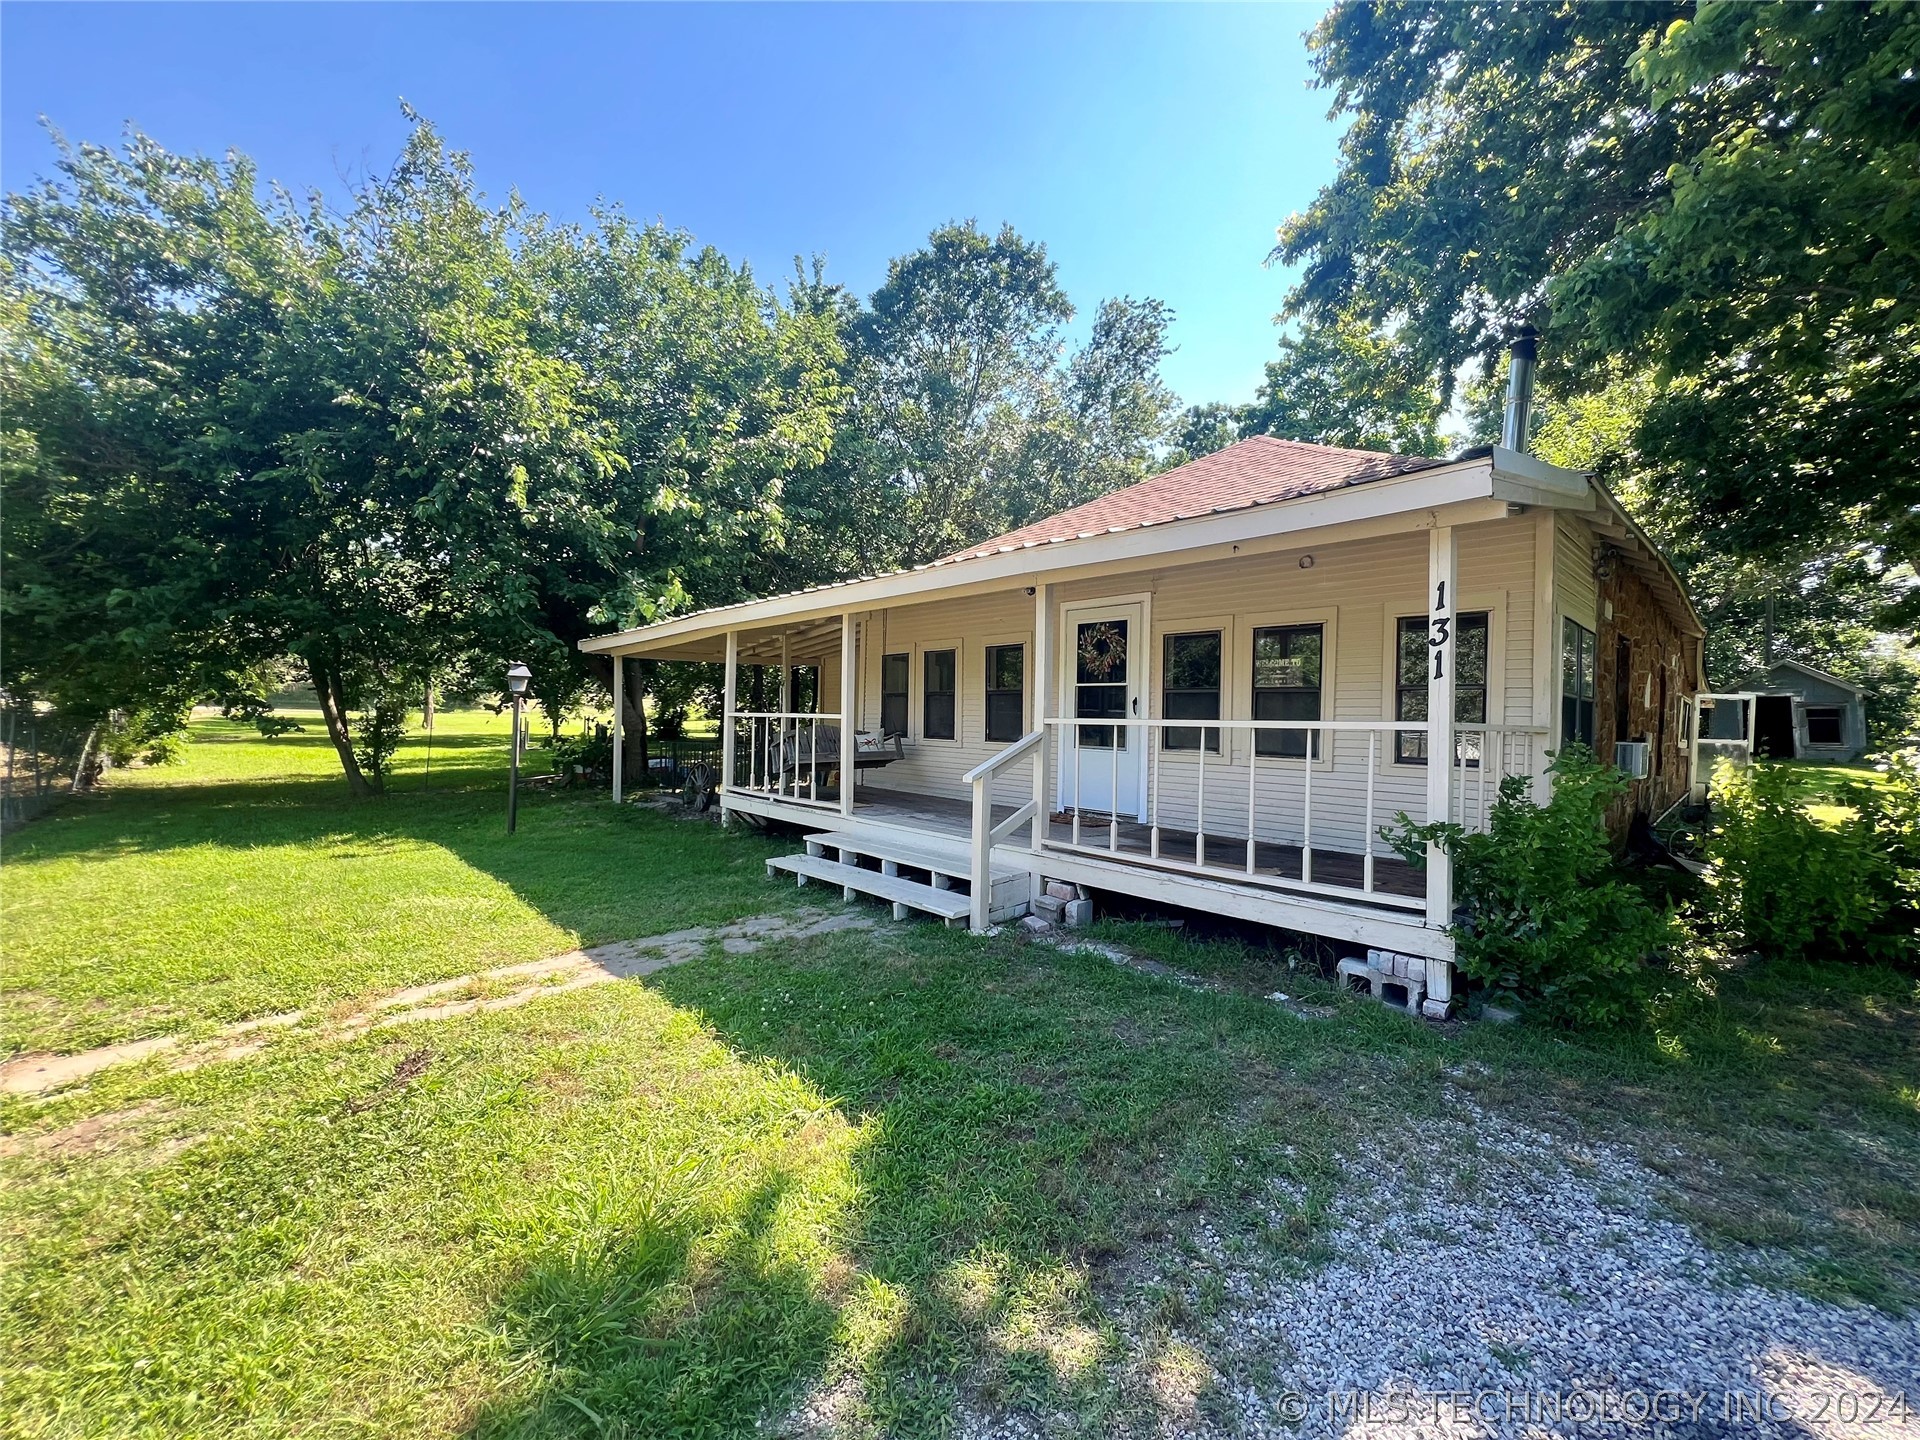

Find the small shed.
xmin=1747 ymin=660 xmax=1868 ymax=762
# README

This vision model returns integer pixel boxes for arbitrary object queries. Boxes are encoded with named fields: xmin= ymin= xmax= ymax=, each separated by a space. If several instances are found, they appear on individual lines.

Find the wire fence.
xmin=1 ymin=701 xmax=100 ymax=830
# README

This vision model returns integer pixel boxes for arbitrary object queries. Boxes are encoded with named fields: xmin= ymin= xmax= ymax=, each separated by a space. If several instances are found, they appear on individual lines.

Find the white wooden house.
xmin=581 ymin=374 xmax=1704 ymax=1015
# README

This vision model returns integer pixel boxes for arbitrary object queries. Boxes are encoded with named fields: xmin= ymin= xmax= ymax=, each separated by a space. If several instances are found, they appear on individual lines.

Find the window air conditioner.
xmin=1614 ymin=741 xmax=1650 ymax=779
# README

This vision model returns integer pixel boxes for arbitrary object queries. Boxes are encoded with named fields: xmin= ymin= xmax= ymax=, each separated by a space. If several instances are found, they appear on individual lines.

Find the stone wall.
xmin=1595 ymin=560 xmax=1700 ymax=832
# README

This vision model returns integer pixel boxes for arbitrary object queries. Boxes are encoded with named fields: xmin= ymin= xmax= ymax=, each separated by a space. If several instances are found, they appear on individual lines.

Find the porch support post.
xmin=721 ymin=630 xmax=739 ymax=826
xmin=611 ymin=654 xmax=624 ymax=804
xmin=840 ymin=611 xmax=857 ymax=817
xmin=1030 ymin=582 xmax=1054 ymax=882
xmin=1531 ymin=510 xmax=1557 ymax=803
xmin=1426 ymin=526 xmax=1457 ymax=930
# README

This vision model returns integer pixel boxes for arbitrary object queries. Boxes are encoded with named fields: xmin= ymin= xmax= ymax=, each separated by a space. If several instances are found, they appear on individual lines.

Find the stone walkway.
xmin=0 ymin=911 xmax=873 ymax=1096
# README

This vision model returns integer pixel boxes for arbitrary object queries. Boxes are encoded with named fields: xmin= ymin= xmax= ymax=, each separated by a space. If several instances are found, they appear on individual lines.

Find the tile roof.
xmin=932 ymin=434 xmax=1448 ymax=567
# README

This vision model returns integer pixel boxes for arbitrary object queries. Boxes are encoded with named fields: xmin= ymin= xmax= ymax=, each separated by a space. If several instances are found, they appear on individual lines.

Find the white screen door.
xmin=1060 ymin=600 xmax=1146 ymax=819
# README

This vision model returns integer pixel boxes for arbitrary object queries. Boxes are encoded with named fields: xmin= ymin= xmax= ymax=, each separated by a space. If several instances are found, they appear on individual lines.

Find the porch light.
xmin=505 ymin=662 xmax=532 ymax=835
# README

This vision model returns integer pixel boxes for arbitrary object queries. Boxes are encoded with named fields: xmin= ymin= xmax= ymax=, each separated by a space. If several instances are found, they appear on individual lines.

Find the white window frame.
xmin=1380 ymin=594 xmax=1507 ymax=766
xmin=1152 ymin=613 xmax=1236 ymax=759
xmin=912 ymin=637 xmax=964 ymax=747
xmin=977 ymin=628 xmax=1034 ymax=746
xmin=1240 ymin=605 xmax=1339 ymax=772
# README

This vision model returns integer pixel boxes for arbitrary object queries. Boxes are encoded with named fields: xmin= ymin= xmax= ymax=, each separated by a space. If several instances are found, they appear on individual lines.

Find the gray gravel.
xmin=779 ymin=1073 xmax=1916 ymax=1440
xmin=1098 ymin=1095 xmax=1919 ymax=1440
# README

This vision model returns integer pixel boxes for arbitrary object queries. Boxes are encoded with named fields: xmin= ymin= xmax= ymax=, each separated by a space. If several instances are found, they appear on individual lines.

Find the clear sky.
xmin=1 ymin=2 xmax=1343 ymax=406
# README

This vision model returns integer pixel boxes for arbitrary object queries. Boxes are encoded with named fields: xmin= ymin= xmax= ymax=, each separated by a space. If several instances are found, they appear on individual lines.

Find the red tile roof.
xmin=933 ymin=435 xmax=1446 ymax=567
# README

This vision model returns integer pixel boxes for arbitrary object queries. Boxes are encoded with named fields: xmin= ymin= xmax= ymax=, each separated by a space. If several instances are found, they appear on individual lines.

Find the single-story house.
xmin=580 ymin=348 xmax=1705 ymax=1017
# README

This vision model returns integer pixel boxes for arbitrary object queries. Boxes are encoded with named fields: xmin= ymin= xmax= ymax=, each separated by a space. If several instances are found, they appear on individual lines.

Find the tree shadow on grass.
xmin=453 ymin=925 xmax=1920 ymax=1438
xmin=468 ymin=1175 xmax=844 ymax=1440
xmin=457 ymin=924 xmax=1356 ymax=1438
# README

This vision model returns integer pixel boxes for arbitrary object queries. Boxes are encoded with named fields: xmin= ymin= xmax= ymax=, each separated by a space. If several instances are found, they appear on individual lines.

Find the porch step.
xmin=767 ymin=853 xmax=973 ymax=926
xmin=801 ymin=830 xmax=1028 ymax=921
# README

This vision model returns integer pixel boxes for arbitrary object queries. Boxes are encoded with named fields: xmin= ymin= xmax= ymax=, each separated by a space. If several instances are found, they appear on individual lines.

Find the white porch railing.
xmin=1448 ymin=724 xmax=1552 ymax=833
xmin=964 ymin=717 xmax=1549 ymax=929
xmin=731 ymin=710 xmax=845 ymax=810
xmin=962 ymin=729 xmax=1046 ymax=930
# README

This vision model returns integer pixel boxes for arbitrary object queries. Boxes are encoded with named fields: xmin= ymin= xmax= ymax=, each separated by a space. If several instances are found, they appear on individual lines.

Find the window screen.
xmin=1394 ymin=612 xmax=1488 ymax=764
xmin=880 ymin=653 xmax=909 ymax=736
xmin=923 ymin=649 xmax=956 ymax=740
xmin=1162 ymin=631 xmax=1222 ymax=752
xmin=1252 ymin=624 xmax=1322 ymax=759
xmin=1561 ymin=618 xmax=1597 ymax=748
xmin=984 ymin=644 xmax=1025 ymax=744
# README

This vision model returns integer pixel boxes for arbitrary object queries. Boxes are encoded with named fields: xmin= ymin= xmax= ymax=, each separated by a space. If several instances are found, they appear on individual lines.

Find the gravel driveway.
xmin=1100 ymin=1095 xmax=1918 ymax=1440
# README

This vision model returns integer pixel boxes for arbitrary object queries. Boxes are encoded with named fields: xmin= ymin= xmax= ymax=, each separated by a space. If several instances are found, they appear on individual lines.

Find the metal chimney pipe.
xmin=1502 ymin=324 xmax=1538 ymax=452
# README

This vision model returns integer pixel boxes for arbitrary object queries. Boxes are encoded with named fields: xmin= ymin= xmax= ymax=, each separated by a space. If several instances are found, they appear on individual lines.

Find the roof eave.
xmin=579 ymin=456 xmax=1501 ymax=655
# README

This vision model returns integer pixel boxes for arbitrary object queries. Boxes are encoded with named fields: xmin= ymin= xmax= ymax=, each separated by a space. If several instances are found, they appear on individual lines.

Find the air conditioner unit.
xmin=1614 ymin=741 xmax=1650 ymax=779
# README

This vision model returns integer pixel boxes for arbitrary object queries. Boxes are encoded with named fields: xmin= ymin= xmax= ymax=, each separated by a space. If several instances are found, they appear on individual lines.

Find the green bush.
xmin=100 ymin=708 xmax=190 ymax=768
xmin=547 ymin=729 xmax=612 ymax=778
xmin=1704 ymin=752 xmax=1917 ymax=964
xmin=1384 ymin=745 xmax=1674 ymax=1026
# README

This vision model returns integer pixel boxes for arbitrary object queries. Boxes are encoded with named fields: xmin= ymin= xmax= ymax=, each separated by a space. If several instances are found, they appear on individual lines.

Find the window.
xmin=1252 ymin=624 xmax=1322 ymax=758
xmin=1805 ymin=707 xmax=1845 ymax=747
xmin=880 ymin=653 xmax=909 ymax=737
xmin=1162 ymin=631 xmax=1222 ymax=752
xmin=788 ymin=665 xmax=820 ymax=715
xmin=1394 ymin=613 xmax=1488 ymax=764
xmin=984 ymin=644 xmax=1025 ymax=744
xmin=1613 ymin=637 xmax=1633 ymax=740
xmin=923 ymin=648 xmax=956 ymax=740
xmin=1561 ymin=618 xmax=1597 ymax=747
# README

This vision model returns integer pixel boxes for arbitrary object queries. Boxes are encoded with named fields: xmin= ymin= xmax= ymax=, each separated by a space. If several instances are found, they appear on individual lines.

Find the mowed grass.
xmin=1 ymin=722 xmax=1917 ymax=1437
xmin=2 ymin=711 xmax=798 ymax=1053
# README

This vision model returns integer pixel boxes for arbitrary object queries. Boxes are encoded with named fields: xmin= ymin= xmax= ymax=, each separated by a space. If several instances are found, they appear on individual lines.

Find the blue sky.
xmin=2 ymin=2 xmax=1343 ymax=406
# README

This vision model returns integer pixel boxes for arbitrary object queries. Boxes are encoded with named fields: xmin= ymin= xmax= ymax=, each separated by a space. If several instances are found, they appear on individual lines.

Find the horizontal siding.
xmin=836 ymin=516 xmax=1541 ymax=853
xmin=1556 ymin=513 xmax=1599 ymax=632
xmin=857 ymin=590 xmax=1035 ymax=807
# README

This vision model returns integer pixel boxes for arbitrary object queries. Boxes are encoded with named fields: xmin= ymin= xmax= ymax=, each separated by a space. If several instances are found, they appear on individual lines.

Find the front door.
xmin=1060 ymin=600 xmax=1146 ymax=819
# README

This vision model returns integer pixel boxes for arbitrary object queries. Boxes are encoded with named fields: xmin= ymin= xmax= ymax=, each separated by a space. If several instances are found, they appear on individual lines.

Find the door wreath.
xmin=1077 ymin=621 xmax=1127 ymax=680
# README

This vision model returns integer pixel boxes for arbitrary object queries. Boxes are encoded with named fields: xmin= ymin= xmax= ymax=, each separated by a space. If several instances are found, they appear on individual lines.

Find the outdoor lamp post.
xmin=505 ymin=662 xmax=532 ymax=834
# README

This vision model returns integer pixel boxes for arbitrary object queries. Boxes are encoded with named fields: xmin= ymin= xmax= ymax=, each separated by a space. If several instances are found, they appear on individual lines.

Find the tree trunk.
xmin=71 ymin=725 xmax=100 ymax=793
xmin=309 ymin=658 xmax=377 ymax=797
xmin=620 ymin=657 xmax=649 ymax=783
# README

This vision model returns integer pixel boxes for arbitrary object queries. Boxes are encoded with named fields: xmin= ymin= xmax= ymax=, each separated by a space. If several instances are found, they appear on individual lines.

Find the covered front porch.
xmin=601 ymin=513 xmax=1552 ymax=972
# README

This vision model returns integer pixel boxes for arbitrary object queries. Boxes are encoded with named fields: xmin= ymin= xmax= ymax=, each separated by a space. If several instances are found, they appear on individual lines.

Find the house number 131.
xmin=1429 ymin=579 xmax=1451 ymax=679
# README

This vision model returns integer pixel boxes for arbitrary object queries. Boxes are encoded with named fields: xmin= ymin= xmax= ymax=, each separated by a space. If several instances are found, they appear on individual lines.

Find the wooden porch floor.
xmin=849 ymin=786 xmax=1424 ymax=901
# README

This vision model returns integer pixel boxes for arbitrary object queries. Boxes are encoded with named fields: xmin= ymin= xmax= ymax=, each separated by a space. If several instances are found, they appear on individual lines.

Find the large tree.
xmin=827 ymin=221 xmax=1178 ymax=567
xmin=3 ymin=121 xmax=611 ymax=793
xmin=510 ymin=214 xmax=845 ymax=764
xmin=1240 ymin=315 xmax=1444 ymax=455
xmin=1276 ymin=1 xmax=1920 ymax=623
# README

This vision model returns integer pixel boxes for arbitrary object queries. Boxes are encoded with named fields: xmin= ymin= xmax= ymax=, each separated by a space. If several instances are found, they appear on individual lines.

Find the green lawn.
xmin=1775 ymin=757 xmax=1892 ymax=826
xmin=2 ymin=720 xmax=1917 ymax=1437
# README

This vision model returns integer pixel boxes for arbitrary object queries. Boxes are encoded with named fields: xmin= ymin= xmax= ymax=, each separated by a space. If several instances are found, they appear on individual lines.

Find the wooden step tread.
xmin=768 ymin=853 xmax=973 ymax=920
xmin=801 ymin=831 xmax=1023 ymax=883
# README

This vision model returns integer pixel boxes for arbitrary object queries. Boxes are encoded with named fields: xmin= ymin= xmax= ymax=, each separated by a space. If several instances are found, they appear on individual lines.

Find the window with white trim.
xmin=1162 ymin=631 xmax=1222 ymax=752
xmin=1394 ymin=612 xmax=1488 ymax=764
xmin=1252 ymin=624 xmax=1322 ymax=759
